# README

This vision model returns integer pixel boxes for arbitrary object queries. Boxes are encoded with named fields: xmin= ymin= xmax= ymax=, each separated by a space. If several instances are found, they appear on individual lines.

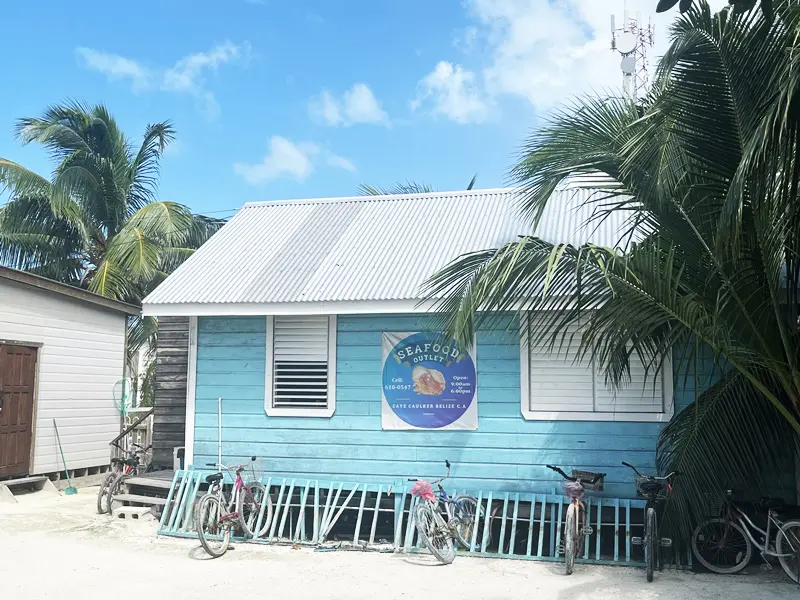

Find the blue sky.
xmin=0 ymin=0 xmax=727 ymax=218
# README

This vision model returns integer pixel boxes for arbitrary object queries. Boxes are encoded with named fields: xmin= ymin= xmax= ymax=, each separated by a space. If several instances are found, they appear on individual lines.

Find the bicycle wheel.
xmin=97 ymin=471 xmax=119 ymax=515
xmin=236 ymin=481 xmax=273 ymax=538
xmin=645 ymin=507 xmax=656 ymax=582
xmin=692 ymin=518 xmax=752 ymax=574
xmin=195 ymin=495 xmax=231 ymax=558
xmin=105 ymin=473 xmax=129 ymax=516
xmin=776 ymin=520 xmax=800 ymax=583
xmin=564 ymin=504 xmax=577 ymax=575
xmin=453 ymin=494 xmax=486 ymax=550
xmin=414 ymin=502 xmax=455 ymax=564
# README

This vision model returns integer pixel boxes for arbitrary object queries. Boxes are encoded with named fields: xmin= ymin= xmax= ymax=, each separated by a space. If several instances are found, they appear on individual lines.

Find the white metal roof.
xmin=143 ymin=188 xmax=628 ymax=315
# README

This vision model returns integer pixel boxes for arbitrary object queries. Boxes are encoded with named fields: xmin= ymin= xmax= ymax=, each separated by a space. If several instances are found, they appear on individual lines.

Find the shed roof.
xmin=0 ymin=266 xmax=141 ymax=316
xmin=143 ymin=188 xmax=627 ymax=316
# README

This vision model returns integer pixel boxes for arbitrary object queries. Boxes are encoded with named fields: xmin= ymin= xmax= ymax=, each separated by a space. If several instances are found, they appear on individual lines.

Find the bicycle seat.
xmin=110 ymin=458 xmax=124 ymax=466
xmin=205 ymin=473 xmax=223 ymax=485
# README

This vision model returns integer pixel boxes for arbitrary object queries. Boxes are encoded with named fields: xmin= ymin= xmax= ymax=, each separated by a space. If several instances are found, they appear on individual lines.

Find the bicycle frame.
xmin=205 ymin=464 xmax=260 ymax=519
xmin=727 ymin=503 xmax=796 ymax=559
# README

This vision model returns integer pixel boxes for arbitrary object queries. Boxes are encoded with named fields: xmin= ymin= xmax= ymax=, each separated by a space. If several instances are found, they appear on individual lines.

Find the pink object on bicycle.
xmin=410 ymin=480 xmax=436 ymax=502
xmin=563 ymin=481 xmax=585 ymax=499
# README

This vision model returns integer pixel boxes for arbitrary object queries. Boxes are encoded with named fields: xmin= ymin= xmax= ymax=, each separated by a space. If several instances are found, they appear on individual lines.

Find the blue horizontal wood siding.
xmin=193 ymin=315 xmax=708 ymax=498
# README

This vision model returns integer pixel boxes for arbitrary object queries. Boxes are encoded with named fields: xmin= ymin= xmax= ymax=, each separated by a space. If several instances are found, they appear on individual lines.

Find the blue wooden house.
xmin=143 ymin=188 xmax=707 ymax=502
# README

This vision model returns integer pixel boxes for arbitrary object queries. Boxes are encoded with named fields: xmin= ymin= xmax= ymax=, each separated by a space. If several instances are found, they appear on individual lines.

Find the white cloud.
xmin=234 ymin=136 xmax=355 ymax=185
xmin=326 ymin=154 xmax=357 ymax=172
xmin=412 ymin=61 xmax=489 ymax=124
xmin=310 ymin=83 xmax=388 ymax=126
xmin=162 ymin=41 xmax=248 ymax=118
xmin=75 ymin=41 xmax=248 ymax=118
xmin=463 ymin=0 xmax=731 ymax=110
xmin=311 ymin=91 xmax=344 ymax=126
xmin=75 ymin=47 xmax=151 ymax=92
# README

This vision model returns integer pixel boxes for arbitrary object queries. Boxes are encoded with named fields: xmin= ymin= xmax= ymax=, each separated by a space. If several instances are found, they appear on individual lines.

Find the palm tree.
xmin=0 ymin=101 xmax=224 ymax=379
xmin=358 ymin=175 xmax=478 ymax=196
xmin=424 ymin=3 xmax=800 ymax=538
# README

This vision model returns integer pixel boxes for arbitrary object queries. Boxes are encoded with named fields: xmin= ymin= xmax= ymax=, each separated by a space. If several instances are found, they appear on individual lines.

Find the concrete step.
xmin=124 ymin=476 xmax=173 ymax=490
xmin=112 ymin=493 xmax=168 ymax=506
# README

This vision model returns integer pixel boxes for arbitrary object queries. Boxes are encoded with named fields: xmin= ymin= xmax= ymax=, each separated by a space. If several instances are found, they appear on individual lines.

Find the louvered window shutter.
xmin=525 ymin=312 xmax=665 ymax=415
xmin=527 ymin=314 xmax=595 ymax=412
xmin=271 ymin=316 xmax=330 ymax=409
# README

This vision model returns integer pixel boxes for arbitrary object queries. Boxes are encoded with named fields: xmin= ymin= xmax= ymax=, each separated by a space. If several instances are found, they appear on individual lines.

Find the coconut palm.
xmin=0 ymin=101 xmax=224 ymax=366
xmin=424 ymin=3 xmax=800 ymax=538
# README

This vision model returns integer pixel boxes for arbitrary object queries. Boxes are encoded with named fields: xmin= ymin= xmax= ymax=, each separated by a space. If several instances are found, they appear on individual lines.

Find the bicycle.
xmin=193 ymin=457 xmax=274 ymax=558
xmin=621 ymin=461 xmax=678 ymax=582
xmin=547 ymin=464 xmax=606 ymax=575
xmin=408 ymin=460 xmax=484 ymax=564
xmin=97 ymin=442 xmax=151 ymax=515
xmin=692 ymin=490 xmax=800 ymax=582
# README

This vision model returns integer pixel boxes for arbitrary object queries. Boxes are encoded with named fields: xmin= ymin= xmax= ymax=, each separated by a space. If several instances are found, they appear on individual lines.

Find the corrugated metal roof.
xmin=143 ymin=188 xmax=628 ymax=308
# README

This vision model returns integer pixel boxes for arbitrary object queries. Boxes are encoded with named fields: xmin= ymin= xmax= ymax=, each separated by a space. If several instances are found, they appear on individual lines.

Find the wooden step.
xmin=112 ymin=493 xmax=168 ymax=506
xmin=124 ymin=476 xmax=173 ymax=490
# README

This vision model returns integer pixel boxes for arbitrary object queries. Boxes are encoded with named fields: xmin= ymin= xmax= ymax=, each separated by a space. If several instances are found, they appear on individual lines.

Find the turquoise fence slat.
xmin=158 ymin=469 xmax=649 ymax=566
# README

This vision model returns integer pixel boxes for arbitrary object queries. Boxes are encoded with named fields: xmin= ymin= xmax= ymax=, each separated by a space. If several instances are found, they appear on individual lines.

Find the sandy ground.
xmin=0 ymin=488 xmax=796 ymax=600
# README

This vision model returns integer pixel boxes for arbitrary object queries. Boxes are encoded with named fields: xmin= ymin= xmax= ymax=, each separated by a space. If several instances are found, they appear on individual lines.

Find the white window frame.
xmin=264 ymin=315 xmax=337 ymax=418
xmin=519 ymin=314 xmax=674 ymax=422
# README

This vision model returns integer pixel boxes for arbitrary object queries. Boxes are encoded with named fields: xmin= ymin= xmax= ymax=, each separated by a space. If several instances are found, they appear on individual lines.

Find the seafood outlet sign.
xmin=381 ymin=332 xmax=477 ymax=430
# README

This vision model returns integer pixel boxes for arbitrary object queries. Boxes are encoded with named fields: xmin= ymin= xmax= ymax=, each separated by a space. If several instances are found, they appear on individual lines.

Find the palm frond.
xmin=123 ymin=202 xmax=194 ymax=246
xmin=0 ymin=158 xmax=52 ymax=197
xmin=127 ymin=121 xmax=176 ymax=212
xmin=357 ymin=181 xmax=436 ymax=196
xmin=658 ymin=368 xmax=797 ymax=541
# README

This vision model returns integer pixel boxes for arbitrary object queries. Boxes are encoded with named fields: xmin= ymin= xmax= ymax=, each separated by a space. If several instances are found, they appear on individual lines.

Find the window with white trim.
xmin=520 ymin=313 xmax=673 ymax=422
xmin=265 ymin=315 xmax=337 ymax=417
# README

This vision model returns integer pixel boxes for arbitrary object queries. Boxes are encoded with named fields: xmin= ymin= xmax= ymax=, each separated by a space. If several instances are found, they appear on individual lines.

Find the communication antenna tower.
xmin=611 ymin=4 xmax=655 ymax=100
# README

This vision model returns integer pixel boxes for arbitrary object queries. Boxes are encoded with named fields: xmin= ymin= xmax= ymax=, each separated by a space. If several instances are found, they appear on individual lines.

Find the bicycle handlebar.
xmin=621 ymin=461 xmax=642 ymax=477
xmin=408 ymin=460 xmax=452 ymax=486
xmin=621 ymin=462 xmax=679 ymax=481
xmin=546 ymin=465 xmax=575 ymax=482
xmin=547 ymin=465 xmax=606 ymax=485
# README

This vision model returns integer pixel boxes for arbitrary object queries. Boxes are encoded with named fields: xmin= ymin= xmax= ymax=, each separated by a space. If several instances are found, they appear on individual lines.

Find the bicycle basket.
xmin=635 ymin=476 xmax=668 ymax=500
xmin=245 ymin=458 xmax=266 ymax=483
xmin=572 ymin=470 xmax=605 ymax=492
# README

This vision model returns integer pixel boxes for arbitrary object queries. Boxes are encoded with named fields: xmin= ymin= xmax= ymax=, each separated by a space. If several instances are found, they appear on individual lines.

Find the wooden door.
xmin=0 ymin=344 xmax=37 ymax=478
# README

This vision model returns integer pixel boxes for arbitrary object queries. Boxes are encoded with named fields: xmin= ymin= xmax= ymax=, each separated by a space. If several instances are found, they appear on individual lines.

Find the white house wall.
xmin=0 ymin=281 xmax=125 ymax=474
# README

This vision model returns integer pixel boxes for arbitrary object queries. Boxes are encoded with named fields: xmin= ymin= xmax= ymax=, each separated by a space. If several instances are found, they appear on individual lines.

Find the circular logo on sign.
xmin=382 ymin=332 xmax=476 ymax=428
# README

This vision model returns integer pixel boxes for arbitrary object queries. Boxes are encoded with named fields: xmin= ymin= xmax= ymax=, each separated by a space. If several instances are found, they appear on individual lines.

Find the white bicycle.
xmin=692 ymin=490 xmax=800 ymax=581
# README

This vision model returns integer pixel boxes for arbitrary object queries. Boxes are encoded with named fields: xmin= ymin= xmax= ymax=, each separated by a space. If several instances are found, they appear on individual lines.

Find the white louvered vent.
xmin=272 ymin=315 xmax=330 ymax=409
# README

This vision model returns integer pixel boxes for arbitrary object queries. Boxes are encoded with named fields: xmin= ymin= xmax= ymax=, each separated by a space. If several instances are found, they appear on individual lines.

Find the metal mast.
xmin=610 ymin=5 xmax=655 ymax=100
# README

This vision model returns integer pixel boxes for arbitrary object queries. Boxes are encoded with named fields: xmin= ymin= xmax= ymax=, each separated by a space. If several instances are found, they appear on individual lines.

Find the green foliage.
xmin=358 ymin=174 xmax=478 ymax=196
xmin=0 ymin=101 xmax=225 ymax=362
xmin=657 ymin=0 xmax=773 ymax=20
xmin=425 ymin=4 xmax=800 ymax=539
